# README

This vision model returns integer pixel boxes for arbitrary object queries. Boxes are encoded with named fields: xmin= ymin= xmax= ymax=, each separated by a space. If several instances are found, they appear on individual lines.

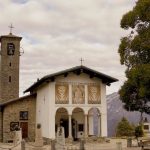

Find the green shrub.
xmin=135 ymin=125 xmax=144 ymax=138
xmin=116 ymin=117 xmax=135 ymax=137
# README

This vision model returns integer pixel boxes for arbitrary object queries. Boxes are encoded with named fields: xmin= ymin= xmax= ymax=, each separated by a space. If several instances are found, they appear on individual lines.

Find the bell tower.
xmin=0 ymin=29 xmax=22 ymax=103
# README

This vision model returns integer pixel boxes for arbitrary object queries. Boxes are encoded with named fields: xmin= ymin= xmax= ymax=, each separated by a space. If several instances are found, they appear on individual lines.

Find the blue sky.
xmin=0 ymin=0 xmax=136 ymax=95
xmin=12 ymin=0 xmax=28 ymax=4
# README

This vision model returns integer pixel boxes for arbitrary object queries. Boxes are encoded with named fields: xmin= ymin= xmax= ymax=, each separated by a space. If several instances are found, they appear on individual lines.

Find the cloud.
xmin=0 ymin=0 xmax=136 ymax=95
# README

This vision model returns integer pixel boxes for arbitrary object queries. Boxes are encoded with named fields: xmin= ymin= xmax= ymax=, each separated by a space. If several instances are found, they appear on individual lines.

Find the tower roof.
xmin=0 ymin=34 xmax=22 ymax=41
xmin=24 ymin=65 xmax=118 ymax=93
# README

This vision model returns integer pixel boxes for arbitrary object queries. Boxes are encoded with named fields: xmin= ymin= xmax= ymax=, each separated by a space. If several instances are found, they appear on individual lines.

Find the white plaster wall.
xmin=100 ymin=83 xmax=107 ymax=137
xmin=36 ymin=84 xmax=51 ymax=138
xmin=144 ymin=123 xmax=150 ymax=132
xmin=48 ymin=82 xmax=56 ymax=139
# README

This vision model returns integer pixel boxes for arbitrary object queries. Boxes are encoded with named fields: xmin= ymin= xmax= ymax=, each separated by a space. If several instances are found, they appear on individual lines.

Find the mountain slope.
xmin=107 ymin=92 xmax=150 ymax=136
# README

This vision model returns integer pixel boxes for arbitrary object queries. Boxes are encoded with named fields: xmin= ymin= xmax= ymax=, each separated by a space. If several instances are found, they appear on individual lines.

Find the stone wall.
xmin=0 ymin=36 xmax=22 ymax=103
xmin=2 ymin=95 xmax=36 ymax=142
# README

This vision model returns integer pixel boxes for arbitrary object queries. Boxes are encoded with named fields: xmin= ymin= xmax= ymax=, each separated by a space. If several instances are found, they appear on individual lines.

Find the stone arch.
xmin=55 ymin=107 xmax=69 ymax=138
xmin=88 ymin=107 xmax=100 ymax=115
xmin=72 ymin=107 xmax=85 ymax=140
xmin=88 ymin=107 xmax=101 ymax=137
xmin=55 ymin=107 xmax=69 ymax=115
xmin=72 ymin=107 xmax=85 ymax=115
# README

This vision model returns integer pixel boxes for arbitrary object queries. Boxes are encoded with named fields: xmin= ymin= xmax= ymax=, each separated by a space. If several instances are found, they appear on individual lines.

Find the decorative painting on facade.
xmin=10 ymin=122 xmax=19 ymax=131
xmin=72 ymin=84 xmax=85 ymax=104
xmin=88 ymin=84 xmax=101 ymax=104
xmin=55 ymin=83 xmax=69 ymax=104
xmin=20 ymin=111 xmax=28 ymax=120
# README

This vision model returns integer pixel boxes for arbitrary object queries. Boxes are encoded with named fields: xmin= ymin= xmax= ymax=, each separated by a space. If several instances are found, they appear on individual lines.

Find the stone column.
xmin=68 ymin=115 xmax=72 ymax=138
xmin=98 ymin=114 xmax=101 ymax=137
xmin=85 ymin=85 xmax=88 ymax=104
xmin=101 ymin=113 xmax=107 ymax=137
xmin=84 ymin=114 xmax=88 ymax=137
xmin=69 ymin=84 xmax=72 ymax=104
xmin=0 ymin=107 xmax=3 ymax=142
xmin=88 ymin=114 xmax=94 ymax=135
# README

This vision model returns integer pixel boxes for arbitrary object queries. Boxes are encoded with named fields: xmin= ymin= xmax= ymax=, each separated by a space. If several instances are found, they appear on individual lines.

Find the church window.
xmin=9 ymin=76 xmax=11 ymax=82
xmin=9 ymin=62 xmax=11 ymax=66
xmin=20 ymin=111 xmax=28 ymax=120
xmin=144 ymin=125 xmax=149 ymax=130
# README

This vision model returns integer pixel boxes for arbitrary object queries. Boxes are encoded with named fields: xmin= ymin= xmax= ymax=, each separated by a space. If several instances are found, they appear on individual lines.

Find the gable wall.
xmin=36 ymin=72 xmax=107 ymax=139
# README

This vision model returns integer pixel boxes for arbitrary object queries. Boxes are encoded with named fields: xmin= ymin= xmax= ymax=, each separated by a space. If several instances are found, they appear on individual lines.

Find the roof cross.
xmin=80 ymin=58 xmax=84 ymax=66
xmin=8 ymin=23 xmax=14 ymax=35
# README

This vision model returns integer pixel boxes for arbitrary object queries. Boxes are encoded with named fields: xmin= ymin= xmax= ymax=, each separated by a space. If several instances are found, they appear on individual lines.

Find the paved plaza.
xmin=0 ymin=139 xmax=142 ymax=150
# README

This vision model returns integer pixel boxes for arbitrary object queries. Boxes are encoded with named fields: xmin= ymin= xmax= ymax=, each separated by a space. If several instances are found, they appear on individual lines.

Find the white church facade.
xmin=24 ymin=66 xmax=118 ymax=140
xmin=0 ymin=32 xmax=118 ymax=142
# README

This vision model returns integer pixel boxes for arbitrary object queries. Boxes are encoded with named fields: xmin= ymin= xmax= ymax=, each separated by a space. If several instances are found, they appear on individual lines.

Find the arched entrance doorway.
xmin=55 ymin=107 xmax=69 ymax=138
xmin=72 ymin=107 xmax=84 ymax=140
xmin=88 ymin=108 xmax=101 ymax=137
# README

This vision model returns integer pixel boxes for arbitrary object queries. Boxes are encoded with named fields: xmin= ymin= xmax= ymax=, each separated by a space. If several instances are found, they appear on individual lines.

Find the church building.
xmin=0 ymin=32 xmax=118 ymax=143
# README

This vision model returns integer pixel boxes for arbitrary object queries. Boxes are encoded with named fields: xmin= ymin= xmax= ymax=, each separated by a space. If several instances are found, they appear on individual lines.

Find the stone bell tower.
xmin=0 ymin=28 xmax=22 ymax=103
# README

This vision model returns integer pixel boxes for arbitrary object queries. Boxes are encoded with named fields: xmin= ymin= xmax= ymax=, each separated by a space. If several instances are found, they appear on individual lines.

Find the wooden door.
xmin=20 ymin=122 xmax=28 ymax=138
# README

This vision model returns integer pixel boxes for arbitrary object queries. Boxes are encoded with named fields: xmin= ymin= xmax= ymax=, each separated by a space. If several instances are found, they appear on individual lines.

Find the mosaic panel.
xmin=88 ymin=84 xmax=101 ymax=104
xmin=72 ymin=84 xmax=85 ymax=104
xmin=55 ymin=83 xmax=69 ymax=104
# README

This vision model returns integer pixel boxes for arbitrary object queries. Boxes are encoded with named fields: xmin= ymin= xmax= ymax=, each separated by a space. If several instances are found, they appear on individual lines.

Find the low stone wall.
xmin=43 ymin=137 xmax=53 ymax=145
xmin=84 ymin=136 xmax=107 ymax=143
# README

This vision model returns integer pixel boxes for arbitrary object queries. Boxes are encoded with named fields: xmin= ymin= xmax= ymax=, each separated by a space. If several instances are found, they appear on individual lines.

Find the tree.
xmin=119 ymin=65 xmax=150 ymax=119
xmin=118 ymin=0 xmax=150 ymax=119
xmin=135 ymin=125 xmax=144 ymax=139
xmin=116 ymin=117 xmax=134 ymax=137
xmin=118 ymin=0 xmax=150 ymax=70
xmin=135 ymin=125 xmax=144 ymax=145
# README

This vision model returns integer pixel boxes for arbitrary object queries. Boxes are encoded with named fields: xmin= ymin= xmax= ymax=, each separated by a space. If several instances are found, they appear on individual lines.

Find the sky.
xmin=0 ymin=0 xmax=136 ymax=95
